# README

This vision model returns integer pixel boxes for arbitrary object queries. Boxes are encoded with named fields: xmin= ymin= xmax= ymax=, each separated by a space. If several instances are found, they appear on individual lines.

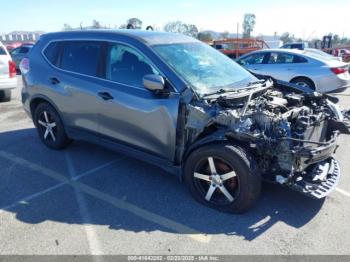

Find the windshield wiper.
xmin=247 ymin=79 xmax=267 ymax=86
xmin=202 ymin=80 xmax=269 ymax=98
xmin=202 ymin=88 xmax=236 ymax=98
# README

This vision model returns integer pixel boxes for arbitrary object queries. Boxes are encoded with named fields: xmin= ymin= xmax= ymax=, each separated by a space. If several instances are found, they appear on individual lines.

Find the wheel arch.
xmin=29 ymin=94 xmax=62 ymax=119
xmin=289 ymin=76 xmax=316 ymax=89
xmin=182 ymin=131 xmax=251 ymax=168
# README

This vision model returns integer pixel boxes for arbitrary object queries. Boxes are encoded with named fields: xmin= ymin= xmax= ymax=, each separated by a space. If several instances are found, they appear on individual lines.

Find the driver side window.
xmin=106 ymin=43 xmax=159 ymax=87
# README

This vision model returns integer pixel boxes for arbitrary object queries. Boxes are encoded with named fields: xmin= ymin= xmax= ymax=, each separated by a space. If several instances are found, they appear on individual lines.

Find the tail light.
xmin=8 ymin=61 xmax=16 ymax=78
xmin=331 ymin=67 xmax=347 ymax=75
xmin=19 ymin=58 xmax=30 ymax=75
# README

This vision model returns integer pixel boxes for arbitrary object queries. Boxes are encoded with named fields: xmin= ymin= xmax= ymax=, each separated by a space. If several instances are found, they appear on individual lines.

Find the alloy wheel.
xmin=193 ymin=156 xmax=239 ymax=205
xmin=37 ymin=111 xmax=57 ymax=141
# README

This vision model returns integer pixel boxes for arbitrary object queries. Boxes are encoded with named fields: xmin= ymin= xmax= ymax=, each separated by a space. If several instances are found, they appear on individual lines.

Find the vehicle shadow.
xmin=0 ymin=128 xmax=325 ymax=241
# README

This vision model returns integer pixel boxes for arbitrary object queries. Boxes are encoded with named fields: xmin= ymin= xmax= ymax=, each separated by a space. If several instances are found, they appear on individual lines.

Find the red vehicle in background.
xmin=5 ymin=42 xmax=22 ymax=51
xmin=5 ymin=42 xmax=34 ymax=51
xmin=332 ymin=48 xmax=350 ymax=62
xmin=211 ymin=38 xmax=270 ymax=59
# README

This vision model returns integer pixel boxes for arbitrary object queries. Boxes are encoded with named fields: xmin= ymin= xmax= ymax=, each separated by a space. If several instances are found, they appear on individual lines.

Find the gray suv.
xmin=21 ymin=30 xmax=350 ymax=213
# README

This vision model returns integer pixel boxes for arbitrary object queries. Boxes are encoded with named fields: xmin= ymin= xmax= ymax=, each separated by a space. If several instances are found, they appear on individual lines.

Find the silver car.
xmin=236 ymin=49 xmax=350 ymax=92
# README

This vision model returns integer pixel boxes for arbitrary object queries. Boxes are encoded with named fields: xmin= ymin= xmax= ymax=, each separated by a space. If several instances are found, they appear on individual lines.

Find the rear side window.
xmin=267 ymin=52 xmax=294 ymax=64
xmin=0 ymin=46 xmax=6 ymax=55
xmin=293 ymin=55 xmax=307 ymax=63
xmin=59 ymin=41 xmax=102 ymax=77
xmin=43 ymin=42 xmax=61 ymax=65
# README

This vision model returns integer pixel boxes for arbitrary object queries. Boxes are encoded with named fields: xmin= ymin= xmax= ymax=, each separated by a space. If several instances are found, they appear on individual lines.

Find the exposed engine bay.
xmin=184 ymin=79 xmax=350 ymax=199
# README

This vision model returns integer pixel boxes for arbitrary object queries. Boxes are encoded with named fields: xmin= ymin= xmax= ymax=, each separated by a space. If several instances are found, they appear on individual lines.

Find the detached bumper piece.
xmin=289 ymin=158 xmax=340 ymax=199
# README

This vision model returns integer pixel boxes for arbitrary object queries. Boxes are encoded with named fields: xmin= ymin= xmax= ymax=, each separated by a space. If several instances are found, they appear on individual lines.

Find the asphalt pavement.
xmin=0 ymin=76 xmax=350 ymax=255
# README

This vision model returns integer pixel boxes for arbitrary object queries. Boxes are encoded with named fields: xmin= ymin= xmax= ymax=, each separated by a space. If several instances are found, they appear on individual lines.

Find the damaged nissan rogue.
xmin=21 ymin=30 xmax=350 ymax=213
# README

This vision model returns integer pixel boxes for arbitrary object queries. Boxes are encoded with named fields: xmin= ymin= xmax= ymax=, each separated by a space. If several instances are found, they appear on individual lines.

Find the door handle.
xmin=98 ymin=91 xmax=114 ymax=101
xmin=49 ymin=77 xmax=60 ymax=85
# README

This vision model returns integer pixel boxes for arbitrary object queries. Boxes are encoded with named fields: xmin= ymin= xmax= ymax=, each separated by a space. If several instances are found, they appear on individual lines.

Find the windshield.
xmin=152 ymin=42 xmax=257 ymax=95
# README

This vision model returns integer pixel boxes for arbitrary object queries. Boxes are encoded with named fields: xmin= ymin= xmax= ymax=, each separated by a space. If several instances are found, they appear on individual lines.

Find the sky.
xmin=1 ymin=0 xmax=349 ymax=39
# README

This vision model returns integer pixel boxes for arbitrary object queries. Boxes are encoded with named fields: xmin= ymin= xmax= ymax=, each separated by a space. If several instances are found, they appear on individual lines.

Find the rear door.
xmin=96 ymin=42 xmax=180 ymax=162
xmin=43 ymin=40 xmax=103 ymax=137
xmin=258 ymin=52 xmax=308 ymax=80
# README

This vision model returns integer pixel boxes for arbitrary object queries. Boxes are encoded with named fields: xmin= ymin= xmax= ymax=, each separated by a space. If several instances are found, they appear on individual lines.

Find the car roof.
xmin=241 ymin=48 xmax=305 ymax=56
xmin=283 ymin=42 xmax=305 ymax=45
xmin=41 ymin=30 xmax=199 ymax=46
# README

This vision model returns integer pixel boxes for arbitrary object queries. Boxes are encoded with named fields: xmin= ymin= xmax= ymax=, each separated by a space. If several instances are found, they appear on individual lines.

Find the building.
xmin=0 ymin=31 xmax=44 ymax=43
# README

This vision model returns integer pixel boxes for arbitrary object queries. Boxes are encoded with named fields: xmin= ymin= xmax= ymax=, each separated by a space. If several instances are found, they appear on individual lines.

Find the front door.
xmin=97 ymin=42 xmax=180 ymax=162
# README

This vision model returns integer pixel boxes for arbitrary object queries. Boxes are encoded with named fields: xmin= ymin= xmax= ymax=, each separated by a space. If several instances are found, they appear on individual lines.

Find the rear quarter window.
xmin=293 ymin=55 xmax=308 ymax=63
xmin=43 ymin=42 xmax=61 ymax=65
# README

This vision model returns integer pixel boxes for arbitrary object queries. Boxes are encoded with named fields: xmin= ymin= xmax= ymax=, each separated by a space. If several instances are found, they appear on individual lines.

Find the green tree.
xmin=63 ymin=23 xmax=72 ymax=31
xmin=242 ymin=13 xmax=256 ymax=38
xmin=280 ymin=32 xmax=294 ymax=44
xmin=92 ymin=20 xmax=102 ymax=29
xmin=333 ymin=34 xmax=340 ymax=45
xmin=198 ymin=32 xmax=213 ymax=42
xmin=126 ymin=18 xmax=143 ymax=29
xmin=163 ymin=21 xmax=199 ymax=37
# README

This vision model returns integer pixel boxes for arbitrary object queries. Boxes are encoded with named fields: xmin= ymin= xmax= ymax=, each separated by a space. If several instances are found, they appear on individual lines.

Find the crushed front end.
xmin=184 ymin=79 xmax=350 ymax=199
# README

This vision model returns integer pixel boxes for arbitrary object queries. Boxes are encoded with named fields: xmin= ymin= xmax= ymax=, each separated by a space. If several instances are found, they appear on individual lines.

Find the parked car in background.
xmin=10 ymin=44 xmax=33 ymax=70
xmin=332 ymin=48 xmax=350 ymax=62
xmin=5 ymin=42 xmax=22 ymax=51
xmin=280 ymin=42 xmax=309 ymax=50
xmin=20 ymin=30 xmax=350 ymax=213
xmin=236 ymin=49 xmax=350 ymax=92
xmin=0 ymin=42 xmax=16 ymax=102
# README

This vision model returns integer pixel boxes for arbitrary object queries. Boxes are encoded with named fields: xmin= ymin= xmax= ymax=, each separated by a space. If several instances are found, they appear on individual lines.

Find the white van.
xmin=0 ymin=42 xmax=17 ymax=102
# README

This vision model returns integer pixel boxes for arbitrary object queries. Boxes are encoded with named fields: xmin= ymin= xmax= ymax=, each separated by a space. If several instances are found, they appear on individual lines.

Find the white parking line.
xmin=65 ymin=151 xmax=104 ymax=257
xmin=0 ymin=150 xmax=211 ymax=243
xmin=0 ymin=158 xmax=118 ymax=213
xmin=336 ymin=188 xmax=350 ymax=198
xmin=0 ymin=182 xmax=65 ymax=214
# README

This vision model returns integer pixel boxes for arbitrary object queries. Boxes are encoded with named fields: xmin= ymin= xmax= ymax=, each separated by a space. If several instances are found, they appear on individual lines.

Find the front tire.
xmin=184 ymin=143 xmax=261 ymax=213
xmin=34 ymin=102 xmax=71 ymax=150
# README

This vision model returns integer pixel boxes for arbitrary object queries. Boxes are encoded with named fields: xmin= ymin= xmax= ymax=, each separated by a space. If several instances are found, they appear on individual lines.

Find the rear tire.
xmin=184 ymin=143 xmax=261 ymax=214
xmin=0 ymin=90 xmax=11 ymax=102
xmin=291 ymin=77 xmax=315 ymax=90
xmin=34 ymin=102 xmax=71 ymax=150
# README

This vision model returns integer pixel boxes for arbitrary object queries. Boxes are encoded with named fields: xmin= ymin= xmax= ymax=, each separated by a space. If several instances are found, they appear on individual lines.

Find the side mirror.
xmin=143 ymin=74 xmax=165 ymax=91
